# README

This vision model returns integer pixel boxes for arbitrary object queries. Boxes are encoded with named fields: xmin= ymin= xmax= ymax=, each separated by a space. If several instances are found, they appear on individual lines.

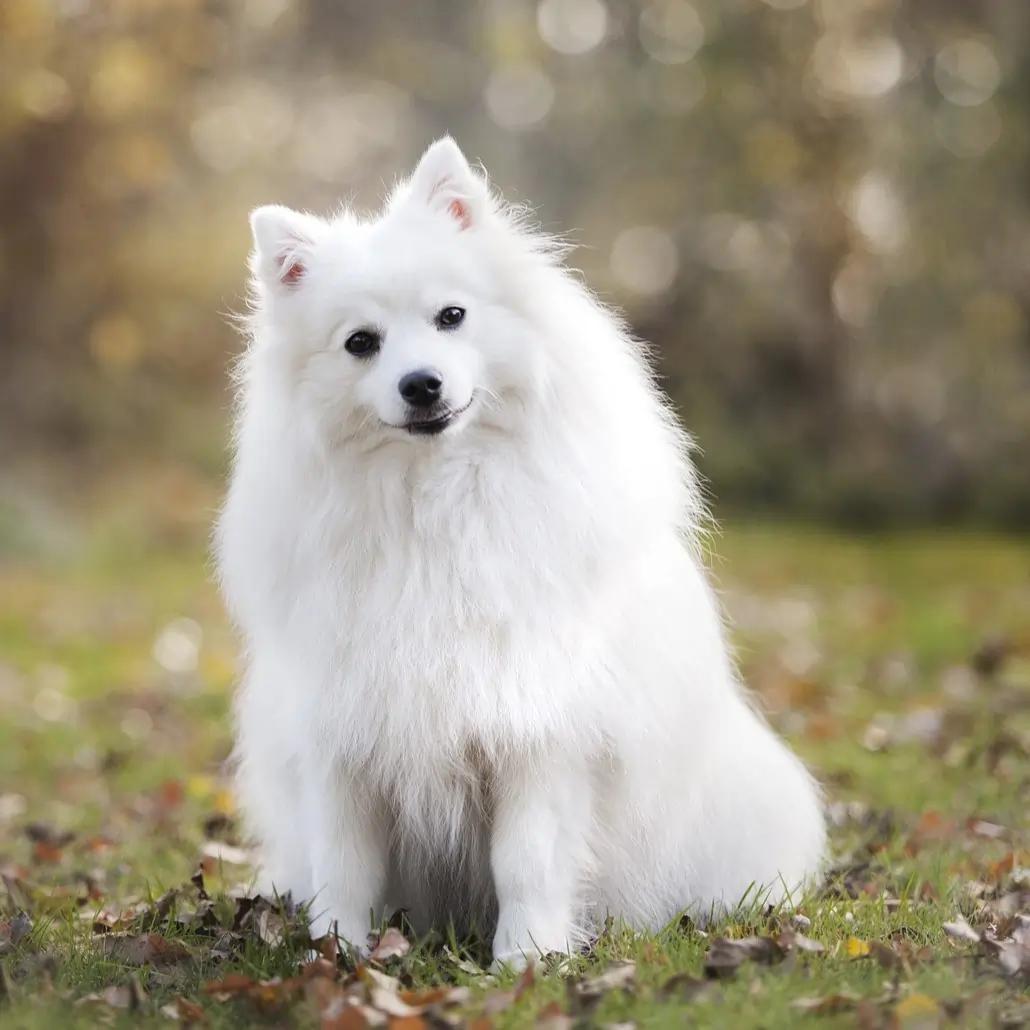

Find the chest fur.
xmin=252 ymin=456 xmax=611 ymax=772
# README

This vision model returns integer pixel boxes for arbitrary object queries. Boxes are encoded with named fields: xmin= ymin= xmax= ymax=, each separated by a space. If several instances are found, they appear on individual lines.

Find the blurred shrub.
xmin=1 ymin=0 xmax=1027 ymax=526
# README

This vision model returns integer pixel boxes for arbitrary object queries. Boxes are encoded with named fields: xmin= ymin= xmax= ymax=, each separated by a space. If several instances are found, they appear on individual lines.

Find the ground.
xmin=1 ymin=494 xmax=1029 ymax=1028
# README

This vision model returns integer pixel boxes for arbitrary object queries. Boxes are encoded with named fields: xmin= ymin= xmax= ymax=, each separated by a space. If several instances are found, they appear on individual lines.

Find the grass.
xmin=1 ymin=500 xmax=1029 ymax=1028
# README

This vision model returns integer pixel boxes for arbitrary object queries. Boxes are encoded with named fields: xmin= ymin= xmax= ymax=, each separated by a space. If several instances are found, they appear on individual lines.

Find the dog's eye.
xmin=435 ymin=306 xmax=466 ymax=330
xmin=344 ymin=329 xmax=380 ymax=357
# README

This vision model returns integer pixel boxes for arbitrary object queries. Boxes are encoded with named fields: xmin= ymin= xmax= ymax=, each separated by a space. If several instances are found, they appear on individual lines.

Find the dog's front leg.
xmin=490 ymin=750 xmax=593 ymax=969
xmin=302 ymin=759 xmax=387 ymax=953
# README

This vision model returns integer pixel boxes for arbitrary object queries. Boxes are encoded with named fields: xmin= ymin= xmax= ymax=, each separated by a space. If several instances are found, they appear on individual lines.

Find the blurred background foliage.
xmin=1 ymin=0 xmax=1028 ymax=529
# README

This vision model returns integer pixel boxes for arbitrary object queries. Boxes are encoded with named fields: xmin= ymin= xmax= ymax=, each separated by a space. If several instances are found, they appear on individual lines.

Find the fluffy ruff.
xmin=215 ymin=138 xmax=826 ymax=967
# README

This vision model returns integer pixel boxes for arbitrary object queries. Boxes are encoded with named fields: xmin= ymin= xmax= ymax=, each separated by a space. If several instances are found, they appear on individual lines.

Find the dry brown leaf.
xmin=790 ymin=992 xmax=860 ymax=1014
xmin=358 ymin=965 xmax=403 ymax=992
xmin=987 ymin=852 xmax=1019 ymax=883
xmin=535 ymin=1000 xmax=572 ymax=1030
xmin=31 ymin=841 xmax=64 ymax=864
xmin=24 ymin=822 xmax=75 ymax=850
xmin=983 ymin=935 xmax=1030 ymax=978
xmin=78 ymin=977 xmax=147 ymax=1011
xmin=777 ymin=925 xmax=824 ymax=953
xmin=200 ymin=841 xmax=253 ymax=866
xmin=205 ymin=973 xmax=259 ymax=1001
xmin=483 ymin=990 xmax=517 ymax=1015
xmin=98 ymin=931 xmax=191 ymax=967
xmin=942 ymin=917 xmax=980 ymax=943
xmin=305 ymin=974 xmax=345 ymax=1016
xmin=159 ymin=996 xmax=206 ymax=1024
xmin=368 ymin=988 xmax=421 ymax=1018
xmin=322 ymin=1000 xmax=372 ymax=1030
xmin=659 ymin=972 xmax=714 ymax=1003
xmin=370 ymin=926 xmax=411 ymax=963
xmin=704 ymin=937 xmax=784 ymax=979
xmin=579 ymin=961 xmax=636 ymax=993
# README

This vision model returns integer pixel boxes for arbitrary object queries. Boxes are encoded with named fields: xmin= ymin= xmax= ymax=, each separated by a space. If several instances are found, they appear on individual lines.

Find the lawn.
xmin=1 ymin=498 xmax=1029 ymax=1028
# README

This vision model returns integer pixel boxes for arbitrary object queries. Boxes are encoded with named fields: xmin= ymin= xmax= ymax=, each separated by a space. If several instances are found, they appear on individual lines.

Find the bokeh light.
xmin=610 ymin=227 xmax=679 ymax=296
xmin=537 ymin=0 xmax=608 ymax=55
xmin=0 ymin=0 xmax=1026 ymax=526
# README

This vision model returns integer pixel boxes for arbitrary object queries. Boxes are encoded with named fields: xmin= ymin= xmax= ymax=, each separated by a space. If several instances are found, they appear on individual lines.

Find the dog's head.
xmin=246 ymin=139 xmax=556 ymax=448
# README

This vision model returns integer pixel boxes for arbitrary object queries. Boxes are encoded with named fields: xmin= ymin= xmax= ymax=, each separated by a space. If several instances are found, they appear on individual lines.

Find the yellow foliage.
xmin=89 ymin=40 xmax=166 ymax=119
xmin=89 ymin=314 xmax=143 ymax=370
xmin=0 ymin=0 xmax=55 ymax=46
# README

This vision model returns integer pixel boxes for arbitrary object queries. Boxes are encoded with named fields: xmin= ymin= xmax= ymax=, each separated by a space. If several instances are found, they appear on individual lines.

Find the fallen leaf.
xmin=31 ymin=841 xmax=64 ymax=864
xmin=205 ymin=973 xmax=258 ymax=1001
xmin=869 ymin=940 xmax=903 ymax=969
xmin=777 ymin=925 xmax=824 ymax=953
xmin=536 ymin=1000 xmax=572 ymax=1030
xmin=483 ymin=990 xmax=517 ymax=1015
xmin=78 ymin=977 xmax=147 ymax=1011
xmin=370 ymin=926 xmax=411 ymax=963
xmin=942 ymin=918 xmax=980 ymax=944
xmin=398 ymin=986 xmax=471 ymax=1009
xmin=640 ymin=940 xmax=669 ymax=966
xmin=790 ymin=992 xmax=860 ymax=1014
xmin=577 ymin=961 xmax=636 ymax=994
xmin=322 ymin=1000 xmax=371 ymax=1030
xmin=983 ymin=935 xmax=1030 ymax=978
xmin=98 ymin=931 xmax=192 ymax=967
xmin=515 ymin=961 xmax=536 ymax=997
xmin=367 ymin=988 xmax=420 ymax=1018
xmin=200 ymin=841 xmax=252 ymax=866
xmin=24 ymin=823 xmax=75 ymax=849
xmin=156 ymin=779 xmax=186 ymax=811
xmin=988 ymin=852 xmax=1018 ymax=883
xmin=966 ymin=818 xmax=1008 ymax=840
xmin=159 ymin=996 xmax=205 ymax=1023
xmin=659 ymin=973 xmax=715 ymax=1003
xmin=357 ymin=966 xmax=402 ymax=993
xmin=894 ymin=992 xmax=941 ymax=1029
xmin=704 ymin=937 xmax=784 ymax=979
xmin=387 ymin=1019 xmax=428 ymax=1030
xmin=83 ymin=835 xmax=117 ymax=854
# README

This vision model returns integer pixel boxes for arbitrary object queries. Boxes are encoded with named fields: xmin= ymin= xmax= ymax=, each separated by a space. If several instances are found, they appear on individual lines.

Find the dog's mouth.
xmin=405 ymin=396 xmax=475 ymax=436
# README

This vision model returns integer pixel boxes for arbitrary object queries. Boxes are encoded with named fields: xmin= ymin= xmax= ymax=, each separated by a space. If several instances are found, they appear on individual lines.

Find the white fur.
xmin=215 ymin=138 xmax=826 ymax=966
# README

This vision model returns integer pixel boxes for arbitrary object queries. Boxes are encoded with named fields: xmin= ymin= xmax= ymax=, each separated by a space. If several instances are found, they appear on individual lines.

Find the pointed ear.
xmin=249 ymin=205 xmax=322 ymax=288
xmin=405 ymin=137 xmax=489 ymax=230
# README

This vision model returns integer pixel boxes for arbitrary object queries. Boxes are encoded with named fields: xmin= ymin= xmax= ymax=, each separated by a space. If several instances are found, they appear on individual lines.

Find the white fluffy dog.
xmin=215 ymin=138 xmax=826 ymax=967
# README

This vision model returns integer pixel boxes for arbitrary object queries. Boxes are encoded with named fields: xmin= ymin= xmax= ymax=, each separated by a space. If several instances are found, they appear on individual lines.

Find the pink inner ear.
xmin=448 ymin=198 xmax=472 ymax=230
xmin=280 ymin=257 xmax=305 ymax=285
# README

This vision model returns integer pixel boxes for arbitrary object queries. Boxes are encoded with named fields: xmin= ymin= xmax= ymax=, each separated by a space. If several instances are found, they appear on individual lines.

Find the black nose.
xmin=398 ymin=369 xmax=444 ymax=408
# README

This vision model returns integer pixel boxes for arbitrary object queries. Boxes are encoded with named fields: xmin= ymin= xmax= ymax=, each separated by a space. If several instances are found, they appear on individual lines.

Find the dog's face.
xmin=248 ymin=139 xmax=544 ymax=447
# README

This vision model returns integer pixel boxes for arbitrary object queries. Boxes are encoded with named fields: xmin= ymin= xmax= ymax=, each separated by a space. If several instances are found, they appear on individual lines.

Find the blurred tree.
xmin=0 ymin=0 xmax=1026 ymax=525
